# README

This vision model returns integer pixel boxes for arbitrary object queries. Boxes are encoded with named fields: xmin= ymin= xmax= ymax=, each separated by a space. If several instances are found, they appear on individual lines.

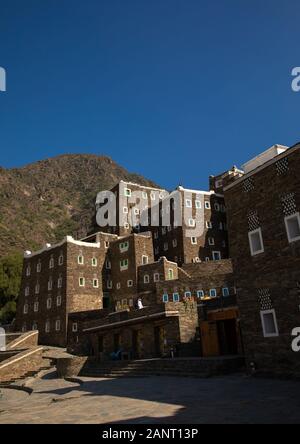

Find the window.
xmin=142 ymin=255 xmax=148 ymax=265
xmin=58 ymin=276 xmax=63 ymax=288
xmin=34 ymin=301 xmax=39 ymax=312
xmin=79 ymin=277 xmax=85 ymax=287
xmin=93 ymin=279 xmax=99 ymax=288
xmin=32 ymin=323 xmax=38 ymax=331
xmin=144 ymin=274 xmax=150 ymax=284
xmin=142 ymin=191 xmax=147 ymax=199
xmin=37 ymin=261 xmax=41 ymax=273
xmin=25 ymin=286 xmax=30 ymax=296
xmin=205 ymin=257 xmax=210 ymax=262
xmin=49 ymin=257 xmax=54 ymax=269
xmin=222 ymin=287 xmax=229 ymax=297
xmin=57 ymin=295 xmax=62 ymax=306
xmin=72 ymin=322 xmax=78 ymax=333
xmin=164 ymin=242 xmax=169 ymax=251
xmin=92 ymin=257 xmax=97 ymax=267
xmin=197 ymin=290 xmax=205 ymax=299
xmin=208 ymin=237 xmax=215 ymax=246
xmin=212 ymin=251 xmax=221 ymax=261
xmin=116 ymin=282 xmax=121 ymax=290
xmin=209 ymin=289 xmax=217 ymax=298
xmin=215 ymin=179 xmax=223 ymax=188
xmin=219 ymin=222 xmax=223 ymax=230
xmin=105 ymin=259 xmax=111 ymax=269
xmin=120 ymin=259 xmax=129 ymax=270
xmin=35 ymin=283 xmax=40 ymax=294
xmin=124 ymin=188 xmax=131 ymax=197
xmin=123 ymin=206 xmax=128 ymax=214
xmin=173 ymin=293 xmax=180 ymax=302
xmin=48 ymin=279 xmax=53 ymax=291
xmin=107 ymin=280 xmax=112 ymax=289
xmin=172 ymin=239 xmax=177 ymax=247
xmin=124 ymin=223 xmax=130 ymax=229
xmin=195 ymin=200 xmax=201 ymax=209
xmin=26 ymin=265 xmax=31 ymax=276
xmin=260 ymin=309 xmax=279 ymax=337
xmin=78 ymin=255 xmax=84 ymax=265
xmin=162 ymin=294 xmax=169 ymax=303
xmin=205 ymin=201 xmax=211 ymax=209
xmin=127 ymin=280 xmax=133 ymax=287
xmin=23 ymin=304 xmax=28 ymax=314
xmin=206 ymin=221 xmax=212 ymax=229
xmin=184 ymin=291 xmax=192 ymax=298
xmin=47 ymin=298 xmax=52 ymax=309
xmin=168 ymin=269 xmax=174 ymax=279
xmin=188 ymin=218 xmax=196 ymax=227
xmin=214 ymin=203 xmax=220 ymax=211
xmin=285 ymin=213 xmax=300 ymax=243
xmin=45 ymin=321 xmax=50 ymax=333
xmin=150 ymin=192 xmax=156 ymax=201
xmin=105 ymin=241 xmax=109 ymax=248
xmin=154 ymin=273 xmax=160 ymax=282
xmin=120 ymin=241 xmax=129 ymax=252
xmin=55 ymin=320 xmax=61 ymax=331
xmin=134 ymin=208 xmax=140 ymax=215
xmin=248 ymin=228 xmax=264 ymax=256
xmin=58 ymin=255 xmax=64 ymax=265
xmin=185 ymin=199 xmax=192 ymax=208
xmin=191 ymin=237 xmax=197 ymax=245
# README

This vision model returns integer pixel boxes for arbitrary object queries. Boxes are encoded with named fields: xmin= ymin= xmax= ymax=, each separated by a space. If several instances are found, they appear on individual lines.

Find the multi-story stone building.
xmin=224 ymin=143 xmax=300 ymax=376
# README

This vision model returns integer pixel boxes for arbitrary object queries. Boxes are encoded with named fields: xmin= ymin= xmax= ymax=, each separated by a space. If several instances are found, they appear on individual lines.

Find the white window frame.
xmin=209 ymin=289 xmax=217 ymax=298
xmin=58 ymin=255 xmax=64 ymax=266
xmin=197 ymin=290 xmax=205 ymax=299
xmin=127 ymin=280 xmax=133 ymax=287
xmin=260 ymin=309 xmax=279 ymax=338
xmin=142 ymin=255 xmax=149 ymax=265
xmin=191 ymin=236 xmax=197 ymax=245
xmin=55 ymin=320 xmax=61 ymax=332
xmin=195 ymin=200 xmax=201 ymax=209
xmin=25 ymin=286 xmax=30 ymax=296
xmin=222 ymin=287 xmax=229 ymax=297
xmin=124 ymin=188 xmax=131 ymax=197
xmin=92 ymin=257 xmax=97 ymax=267
xmin=78 ymin=255 xmax=84 ymax=265
xmin=58 ymin=276 xmax=63 ymax=289
xmin=212 ymin=251 xmax=221 ymax=261
xmin=142 ymin=191 xmax=148 ymax=199
xmin=162 ymin=294 xmax=169 ymax=303
xmin=72 ymin=322 xmax=78 ymax=333
xmin=185 ymin=199 xmax=192 ymax=208
xmin=184 ymin=291 xmax=192 ymax=298
xmin=35 ymin=283 xmax=40 ymax=294
xmin=173 ymin=293 xmax=180 ymax=302
xmin=93 ymin=278 xmax=99 ymax=288
xmin=48 ymin=279 xmax=53 ymax=291
xmin=49 ymin=257 xmax=54 ymax=269
xmin=23 ymin=304 xmax=28 ymax=314
xmin=284 ymin=213 xmax=300 ymax=244
xmin=120 ymin=259 xmax=129 ymax=271
xmin=143 ymin=274 xmax=150 ymax=284
xmin=154 ymin=273 xmax=160 ymax=282
xmin=205 ymin=201 xmax=211 ymax=209
xmin=248 ymin=228 xmax=264 ymax=256
xmin=208 ymin=237 xmax=215 ymax=246
xmin=45 ymin=321 xmax=50 ymax=333
xmin=116 ymin=282 xmax=121 ymax=290
xmin=34 ymin=301 xmax=39 ymax=312
xmin=47 ymin=298 xmax=52 ymax=309
xmin=164 ymin=242 xmax=169 ymax=251
xmin=57 ymin=295 xmax=62 ymax=306
xmin=188 ymin=218 xmax=196 ymax=227
xmin=79 ymin=277 xmax=85 ymax=287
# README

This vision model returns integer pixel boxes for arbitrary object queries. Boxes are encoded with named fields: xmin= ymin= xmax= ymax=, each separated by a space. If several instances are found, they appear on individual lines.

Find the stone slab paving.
xmin=0 ymin=371 xmax=300 ymax=423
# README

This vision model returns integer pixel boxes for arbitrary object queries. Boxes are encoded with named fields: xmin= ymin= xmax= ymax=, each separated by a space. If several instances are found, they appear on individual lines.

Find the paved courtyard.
xmin=1 ymin=371 xmax=300 ymax=424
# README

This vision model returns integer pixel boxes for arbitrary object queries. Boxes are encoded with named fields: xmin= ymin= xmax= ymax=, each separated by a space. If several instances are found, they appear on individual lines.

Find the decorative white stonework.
xmin=247 ymin=210 xmax=260 ymax=231
xmin=281 ymin=193 xmax=297 ymax=216
xmin=258 ymin=289 xmax=273 ymax=310
xmin=243 ymin=177 xmax=254 ymax=193
xmin=276 ymin=157 xmax=289 ymax=175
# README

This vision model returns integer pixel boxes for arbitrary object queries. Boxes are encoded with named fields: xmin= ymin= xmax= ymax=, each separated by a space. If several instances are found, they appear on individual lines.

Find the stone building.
xmin=224 ymin=143 xmax=300 ymax=376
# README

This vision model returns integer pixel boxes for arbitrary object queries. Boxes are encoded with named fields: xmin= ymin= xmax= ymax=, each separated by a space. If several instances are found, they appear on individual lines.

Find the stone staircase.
xmin=80 ymin=356 xmax=245 ymax=379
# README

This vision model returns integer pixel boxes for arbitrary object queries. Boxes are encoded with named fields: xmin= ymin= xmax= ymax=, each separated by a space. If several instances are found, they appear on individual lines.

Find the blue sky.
xmin=0 ymin=0 xmax=299 ymax=190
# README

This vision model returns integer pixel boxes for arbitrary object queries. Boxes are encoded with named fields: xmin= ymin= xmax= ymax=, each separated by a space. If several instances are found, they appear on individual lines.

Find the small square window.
xmin=185 ymin=199 xmax=192 ymax=208
xmin=105 ymin=241 xmax=110 ymax=249
xmin=162 ymin=294 xmax=169 ymax=303
xmin=188 ymin=218 xmax=196 ymax=227
xmin=184 ymin=291 xmax=192 ymax=298
xmin=173 ymin=293 xmax=180 ymax=302
xmin=116 ymin=282 xmax=121 ymax=290
xmin=197 ymin=290 xmax=205 ymax=299
xmin=25 ymin=286 xmax=30 ymax=296
xmin=127 ymin=280 xmax=133 ymax=287
xmin=222 ymin=287 xmax=229 ymax=297
xmin=124 ymin=188 xmax=131 ymax=197
xmin=285 ymin=213 xmax=300 ymax=243
xmin=142 ymin=255 xmax=149 ymax=265
xmin=191 ymin=237 xmax=197 ymax=245
xmin=212 ymin=251 xmax=221 ymax=261
xmin=120 ymin=259 xmax=129 ymax=270
xmin=195 ymin=200 xmax=201 ymax=209
xmin=123 ymin=206 xmax=128 ymax=214
xmin=205 ymin=201 xmax=211 ymax=209
xmin=248 ymin=228 xmax=264 ymax=256
xmin=209 ymin=289 xmax=217 ymax=298
xmin=260 ymin=309 xmax=279 ymax=337
xmin=208 ymin=237 xmax=215 ymax=246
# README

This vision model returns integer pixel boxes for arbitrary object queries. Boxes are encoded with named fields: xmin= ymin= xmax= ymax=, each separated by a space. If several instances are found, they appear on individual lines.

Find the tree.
xmin=0 ymin=253 xmax=23 ymax=324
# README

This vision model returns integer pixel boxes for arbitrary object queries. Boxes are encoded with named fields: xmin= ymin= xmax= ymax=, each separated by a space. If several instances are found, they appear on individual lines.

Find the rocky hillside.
xmin=0 ymin=154 xmax=158 ymax=255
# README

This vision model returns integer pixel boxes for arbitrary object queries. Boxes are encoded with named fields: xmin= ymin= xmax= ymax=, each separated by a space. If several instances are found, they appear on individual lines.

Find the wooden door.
xmin=200 ymin=321 xmax=220 ymax=357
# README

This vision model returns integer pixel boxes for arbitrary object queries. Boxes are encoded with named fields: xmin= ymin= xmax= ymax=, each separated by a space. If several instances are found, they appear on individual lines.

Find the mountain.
xmin=0 ymin=154 xmax=159 ymax=256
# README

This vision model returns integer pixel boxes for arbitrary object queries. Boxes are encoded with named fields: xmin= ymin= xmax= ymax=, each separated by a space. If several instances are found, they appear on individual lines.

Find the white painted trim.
xmin=83 ymin=310 xmax=179 ymax=332
xmin=9 ymin=331 xmax=38 ymax=349
xmin=119 ymin=180 xmax=166 ymax=192
xmin=24 ymin=236 xmax=101 ymax=258
xmin=0 ymin=347 xmax=44 ymax=370
xmin=177 ymin=186 xmax=223 ymax=198
xmin=224 ymin=143 xmax=300 ymax=192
